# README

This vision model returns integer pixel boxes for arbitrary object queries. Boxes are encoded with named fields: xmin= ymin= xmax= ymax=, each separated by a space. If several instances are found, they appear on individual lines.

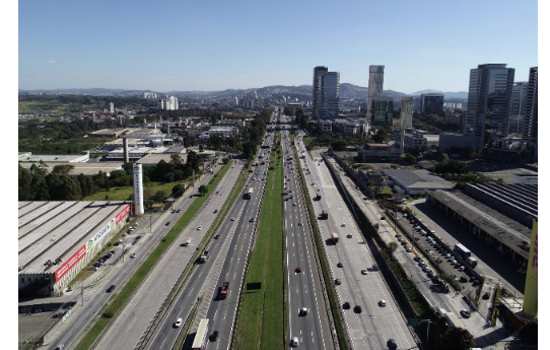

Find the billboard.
xmin=54 ymin=244 xmax=87 ymax=282
xmin=523 ymin=220 xmax=538 ymax=317
xmin=115 ymin=204 xmax=130 ymax=224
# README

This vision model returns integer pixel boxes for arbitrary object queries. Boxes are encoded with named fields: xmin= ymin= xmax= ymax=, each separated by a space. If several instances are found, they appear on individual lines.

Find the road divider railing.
xmin=75 ymin=162 xmax=232 ymax=350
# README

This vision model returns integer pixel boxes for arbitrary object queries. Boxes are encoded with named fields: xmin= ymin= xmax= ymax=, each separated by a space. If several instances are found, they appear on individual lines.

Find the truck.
xmin=243 ymin=187 xmax=253 ymax=200
xmin=326 ymin=233 xmax=339 ymax=245
xmin=191 ymin=318 xmax=209 ymax=350
xmin=217 ymin=282 xmax=229 ymax=300
xmin=454 ymin=243 xmax=471 ymax=258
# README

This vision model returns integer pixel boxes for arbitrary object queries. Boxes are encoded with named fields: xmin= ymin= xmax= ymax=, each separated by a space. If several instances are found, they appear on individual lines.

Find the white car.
xmin=378 ymin=299 xmax=387 ymax=307
xmin=290 ymin=337 xmax=299 ymax=347
xmin=173 ymin=318 xmax=183 ymax=328
xmin=196 ymin=226 xmax=202 ymax=231
xmin=298 ymin=307 xmax=308 ymax=316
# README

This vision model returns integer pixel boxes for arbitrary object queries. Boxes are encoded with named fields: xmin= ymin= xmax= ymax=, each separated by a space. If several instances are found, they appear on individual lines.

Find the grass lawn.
xmin=83 ymin=180 xmax=190 ymax=201
xmin=76 ymin=162 xmax=232 ymax=349
xmin=234 ymin=141 xmax=285 ymax=350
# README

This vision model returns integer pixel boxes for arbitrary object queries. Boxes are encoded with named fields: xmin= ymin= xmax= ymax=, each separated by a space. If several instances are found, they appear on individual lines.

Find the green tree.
xmin=198 ymin=185 xmax=208 ymax=196
xmin=19 ymin=166 xmax=33 ymax=200
xmin=171 ymin=184 xmax=185 ymax=198
xmin=151 ymin=190 xmax=167 ymax=203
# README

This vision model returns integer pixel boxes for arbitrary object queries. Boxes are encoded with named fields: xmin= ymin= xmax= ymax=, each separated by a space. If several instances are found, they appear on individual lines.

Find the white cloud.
xmin=47 ymin=59 xmax=57 ymax=64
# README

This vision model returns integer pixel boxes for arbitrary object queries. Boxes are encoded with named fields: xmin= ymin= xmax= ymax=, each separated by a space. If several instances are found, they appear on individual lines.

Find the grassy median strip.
xmin=75 ymin=162 xmax=232 ymax=350
xmin=234 ymin=141 xmax=284 ymax=350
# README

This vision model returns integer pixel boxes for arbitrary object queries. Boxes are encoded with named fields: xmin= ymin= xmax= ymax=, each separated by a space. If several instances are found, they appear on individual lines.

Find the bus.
xmin=454 ymin=243 xmax=472 ymax=258
xmin=243 ymin=187 xmax=253 ymax=200
xmin=191 ymin=318 xmax=209 ymax=350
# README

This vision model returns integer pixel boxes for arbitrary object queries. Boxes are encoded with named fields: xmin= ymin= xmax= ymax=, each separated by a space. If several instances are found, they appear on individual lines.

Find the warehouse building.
xmin=18 ymin=201 xmax=131 ymax=297
xmin=428 ymin=190 xmax=530 ymax=268
xmin=384 ymin=168 xmax=455 ymax=195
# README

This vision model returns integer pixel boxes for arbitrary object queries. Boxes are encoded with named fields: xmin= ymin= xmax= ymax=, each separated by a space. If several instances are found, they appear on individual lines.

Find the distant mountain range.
xmin=20 ymin=84 xmax=467 ymax=100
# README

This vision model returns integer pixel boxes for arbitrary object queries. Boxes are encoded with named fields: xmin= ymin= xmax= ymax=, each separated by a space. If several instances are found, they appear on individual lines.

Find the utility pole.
xmin=81 ymin=285 xmax=84 ymax=306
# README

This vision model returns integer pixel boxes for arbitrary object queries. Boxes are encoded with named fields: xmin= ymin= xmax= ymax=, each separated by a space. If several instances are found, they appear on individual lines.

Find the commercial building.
xmin=370 ymin=97 xmax=394 ymax=126
xmin=319 ymin=71 xmax=340 ymax=119
xmin=161 ymin=96 xmax=179 ymax=111
xmin=312 ymin=66 xmax=328 ymax=119
xmin=332 ymin=118 xmax=366 ymax=137
xmin=523 ymin=67 xmax=538 ymax=143
xmin=384 ymin=169 xmax=455 ymax=195
xmin=400 ymin=96 xmax=414 ymax=129
xmin=90 ymin=128 xmax=129 ymax=139
xmin=439 ymin=132 xmax=477 ymax=152
xmin=508 ymin=82 xmax=529 ymax=134
xmin=464 ymin=64 xmax=515 ymax=149
xmin=19 ymin=153 xmax=90 ymax=163
xmin=358 ymin=142 xmax=401 ymax=162
xmin=18 ymin=201 xmax=131 ymax=297
xmin=420 ymin=93 xmax=444 ymax=115
xmin=198 ymin=126 xmax=239 ymax=140
xmin=367 ymin=65 xmax=385 ymax=123
xmin=109 ymin=102 xmax=115 ymax=114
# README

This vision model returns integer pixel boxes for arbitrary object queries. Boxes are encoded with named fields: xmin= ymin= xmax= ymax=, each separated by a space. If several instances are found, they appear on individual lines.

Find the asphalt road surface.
xmin=281 ymin=132 xmax=335 ymax=350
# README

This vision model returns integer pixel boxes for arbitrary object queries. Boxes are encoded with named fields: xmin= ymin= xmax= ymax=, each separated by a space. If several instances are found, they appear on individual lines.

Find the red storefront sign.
xmin=54 ymin=245 xmax=87 ymax=282
xmin=115 ymin=204 xmax=130 ymax=224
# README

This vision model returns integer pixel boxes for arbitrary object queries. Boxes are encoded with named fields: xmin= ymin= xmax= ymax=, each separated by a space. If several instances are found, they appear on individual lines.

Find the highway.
xmin=144 ymin=132 xmax=275 ymax=350
xmin=45 ymin=161 xmax=224 ymax=350
xmin=95 ymin=161 xmax=244 ymax=350
xmin=326 ymin=157 xmax=503 ymax=342
xmin=281 ymin=132 xmax=335 ymax=350
xmin=295 ymin=134 xmax=417 ymax=350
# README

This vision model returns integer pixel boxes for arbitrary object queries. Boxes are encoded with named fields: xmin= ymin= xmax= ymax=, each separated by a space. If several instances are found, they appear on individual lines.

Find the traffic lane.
xmin=94 ymin=165 xmax=243 ymax=350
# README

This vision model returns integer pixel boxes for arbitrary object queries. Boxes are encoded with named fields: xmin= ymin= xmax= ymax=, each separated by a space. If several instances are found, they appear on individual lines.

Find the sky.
xmin=19 ymin=0 xmax=537 ymax=93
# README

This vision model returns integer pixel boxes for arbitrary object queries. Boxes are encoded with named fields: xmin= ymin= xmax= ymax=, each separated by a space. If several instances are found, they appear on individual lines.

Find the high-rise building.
xmin=420 ymin=93 xmax=444 ymax=115
xmin=161 ymin=96 xmax=179 ymax=111
xmin=464 ymin=64 xmax=515 ymax=150
xmin=109 ymin=102 xmax=115 ymax=114
xmin=371 ymin=98 xmax=394 ymax=127
xmin=367 ymin=65 xmax=385 ymax=122
xmin=312 ymin=66 xmax=328 ymax=119
xmin=523 ymin=66 xmax=538 ymax=142
xmin=509 ymin=82 xmax=529 ymax=134
xmin=320 ymin=71 xmax=340 ymax=119
xmin=400 ymin=96 xmax=414 ymax=130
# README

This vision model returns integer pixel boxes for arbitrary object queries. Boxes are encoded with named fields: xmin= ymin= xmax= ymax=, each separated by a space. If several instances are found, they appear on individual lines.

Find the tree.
xmin=388 ymin=241 xmax=398 ymax=253
xmin=151 ymin=190 xmax=167 ymax=203
xmin=402 ymin=153 xmax=417 ymax=165
xmin=19 ymin=166 xmax=33 ymax=200
xmin=171 ymin=184 xmax=185 ymax=198
xmin=187 ymin=150 xmax=200 ymax=172
xmin=439 ymin=327 xmax=474 ymax=350
xmin=372 ymin=128 xmax=387 ymax=143
xmin=198 ymin=185 xmax=208 ymax=196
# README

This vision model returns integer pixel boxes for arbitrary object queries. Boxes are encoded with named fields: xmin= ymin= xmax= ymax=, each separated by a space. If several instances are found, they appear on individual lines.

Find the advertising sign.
xmin=54 ymin=244 xmax=87 ymax=282
xmin=115 ymin=204 xmax=130 ymax=224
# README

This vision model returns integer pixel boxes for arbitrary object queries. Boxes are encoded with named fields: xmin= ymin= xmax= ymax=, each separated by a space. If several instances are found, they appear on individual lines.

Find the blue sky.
xmin=19 ymin=0 xmax=537 ymax=92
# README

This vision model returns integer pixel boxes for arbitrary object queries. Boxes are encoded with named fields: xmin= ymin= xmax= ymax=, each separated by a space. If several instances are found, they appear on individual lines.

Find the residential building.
xmin=400 ymin=96 xmax=414 ymax=129
xmin=312 ymin=66 xmax=328 ymax=119
xmin=371 ymin=98 xmax=394 ymax=127
xmin=420 ymin=93 xmax=444 ymax=115
xmin=367 ymin=65 xmax=384 ymax=122
xmin=464 ymin=64 xmax=515 ymax=150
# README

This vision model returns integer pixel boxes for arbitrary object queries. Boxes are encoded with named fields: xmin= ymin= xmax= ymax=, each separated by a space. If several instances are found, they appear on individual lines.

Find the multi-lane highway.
xmin=45 ymin=162 xmax=224 ymax=350
xmin=295 ymin=134 xmax=417 ymax=350
xmin=94 ymin=161 xmax=244 ymax=350
xmin=143 ymin=132 xmax=275 ymax=350
xmin=281 ymin=132 xmax=335 ymax=350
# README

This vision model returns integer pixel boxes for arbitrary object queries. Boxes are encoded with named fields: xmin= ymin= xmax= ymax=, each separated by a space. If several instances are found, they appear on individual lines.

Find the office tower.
xmin=371 ymin=98 xmax=394 ymax=126
xmin=123 ymin=137 xmax=129 ymax=164
xmin=420 ymin=93 xmax=444 ymax=115
xmin=168 ymin=96 xmax=179 ymax=110
xmin=523 ymin=67 xmax=538 ymax=142
xmin=509 ymin=82 xmax=529 ymax=134
xmin=160 ymin=99 xmax=165 ymax=110
xmin=133 ymin=163 xmax=144 ymax=216
xmin=464 ymin=64 xmax=515 ymax=150
xmin=312 ymin=66 xmax=328 ymax=119
xmin=367 ymin=65 xmax=385 ymax=122
xmin=109 ymin=102 xmax=115 ymax=114
xmin=400 ymin=96 xmax=414 ymax=130
xmin=320 ymin=71 xmax=340 ymax=118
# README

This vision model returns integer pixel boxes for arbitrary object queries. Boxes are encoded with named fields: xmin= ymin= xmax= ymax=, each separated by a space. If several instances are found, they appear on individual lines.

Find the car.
xmin=249 ymin=218 xmax=255 ymax=223
xmin=353 ymin=305 xmax=362 ymax=313
xmin=334 ymin=278 xmax=341 ymax=285
xmin=165 ymin=222 xmax=170 ymax=226
xmin=230 ymin=217 xmax=236 ymax=221
xmin=213 ymin=209 xmax=218 ymax=214
xmin=460 ymin=310 xmax=471 ymax=318
xmin=378 ymin=299 xmax=387 ymax=307
xmin=387 ymin=338 xmax=398 ymax=350
xmin=337 ymin=262 xmax=343 ymax=268
xmin=173 ymin=318 xmax=183 ymax=328
xmin=342 ymin=302 xmax=351 ymax=310
xmin=298 ymin=307 xmax=308 ymax=316
xmin=295 ymin=267 xmax=302 ymax=273
xmin=360 ymin=269 xmax=367 ymax=275
xmin=341 ymin=223 xmax=346 ymax=227
xmin=368 ymin=264 xmax=379 ymax=271
xmin=196 ymin=226 xmax=202 ymax=231
xmin=54 ymin=345 xmax=65 ymax=350
xmin=297 ymin=222 xmax=302 ymax=226
xmin=209 ymin=331 xmax=219 ymax=341
xmin=459 ymin=276 xmax=468 ymax=283
xmin=130 ymin=253 xmax=136 ymax=258
xmin=214 ymin=234 xmax=220 ymax=240
xmin=380 ymin=216 xmax=385 ymax=220
xmin=290 ymin=337 xmax=299 ymax=347
xmin=106 ymin=285 xmax=116 ymax=293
